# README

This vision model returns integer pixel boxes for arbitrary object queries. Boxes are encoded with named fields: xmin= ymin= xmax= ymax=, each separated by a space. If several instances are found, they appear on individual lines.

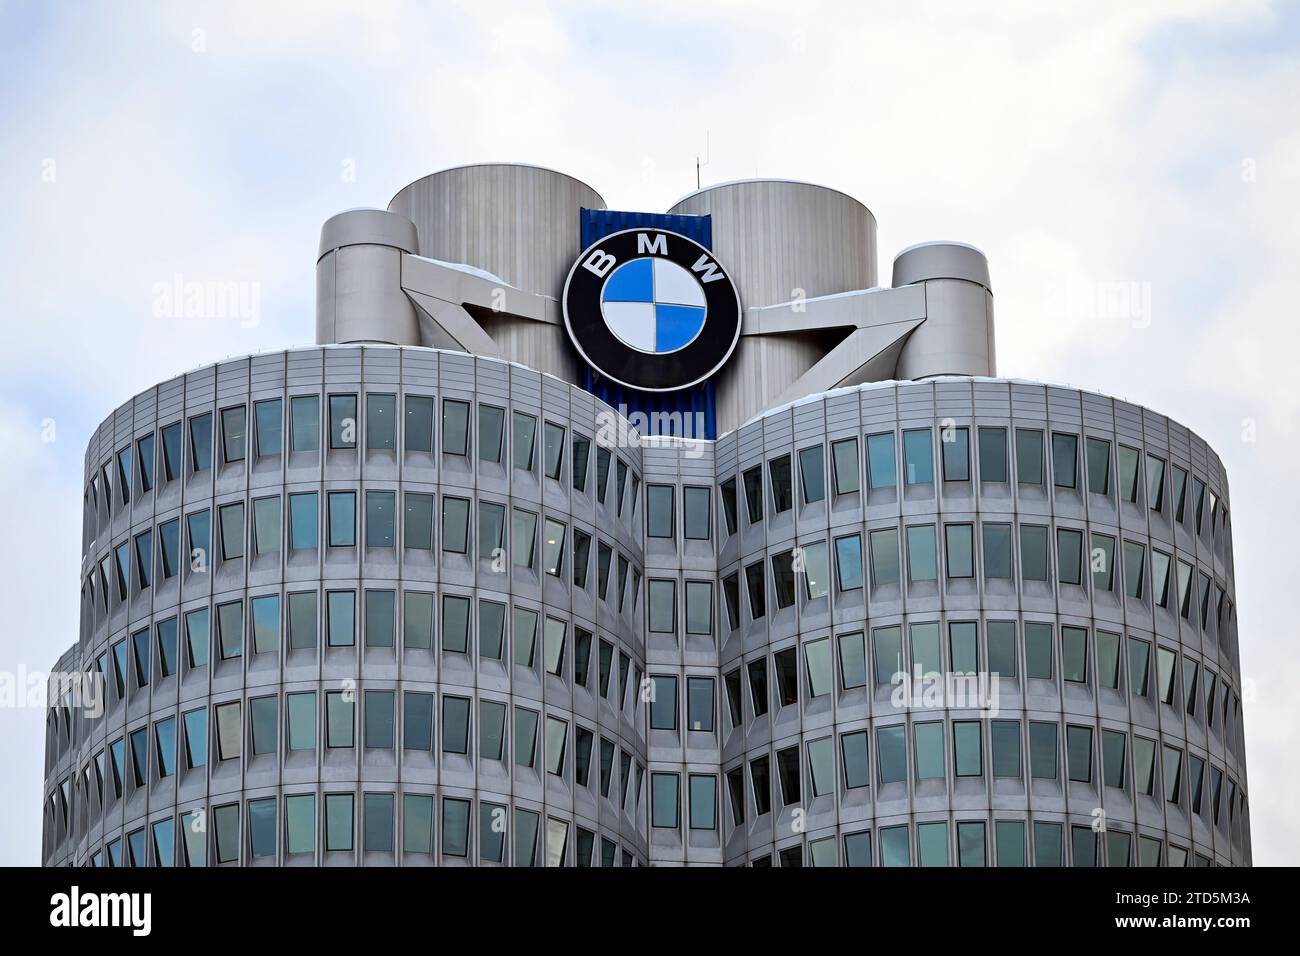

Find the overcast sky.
xmin=1 ymin=0 xmax=1296 ymax=865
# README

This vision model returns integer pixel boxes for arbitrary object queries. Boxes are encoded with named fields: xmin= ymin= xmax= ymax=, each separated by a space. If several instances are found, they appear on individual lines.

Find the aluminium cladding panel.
xmin=670 ymin=180 xmax=879 ymax=434
xmin=387 ymin=163 xmax=607 ymax=300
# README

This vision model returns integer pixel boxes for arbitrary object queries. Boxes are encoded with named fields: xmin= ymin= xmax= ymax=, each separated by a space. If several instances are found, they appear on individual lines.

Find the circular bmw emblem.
xmin=562 ymin=227 xmax=742 ymax=392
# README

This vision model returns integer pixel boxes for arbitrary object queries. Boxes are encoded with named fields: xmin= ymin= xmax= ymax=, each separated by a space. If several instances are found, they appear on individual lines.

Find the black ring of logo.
xmin=562 ymin=228 xmax=742 ymax=392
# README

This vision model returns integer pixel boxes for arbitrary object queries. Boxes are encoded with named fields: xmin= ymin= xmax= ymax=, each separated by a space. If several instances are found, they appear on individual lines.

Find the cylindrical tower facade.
xmin=43 ymin=353 xmax=1250 ymax=867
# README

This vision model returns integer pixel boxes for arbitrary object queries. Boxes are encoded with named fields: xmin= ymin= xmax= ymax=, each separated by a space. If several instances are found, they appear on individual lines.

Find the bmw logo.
xmin=562 ymin=227 xmax=742 ymax=392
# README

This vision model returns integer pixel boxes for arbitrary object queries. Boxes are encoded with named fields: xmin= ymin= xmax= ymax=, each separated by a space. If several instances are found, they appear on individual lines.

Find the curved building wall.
xmin=43 ymin=355 xmax=1251 ymax=867
xmin=668 ymin=180 xmax=880 ymax=432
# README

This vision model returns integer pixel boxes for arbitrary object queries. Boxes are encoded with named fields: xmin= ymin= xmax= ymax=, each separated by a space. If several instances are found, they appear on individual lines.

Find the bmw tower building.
xmin=42 ymin=163 xmax=1251 ymax=868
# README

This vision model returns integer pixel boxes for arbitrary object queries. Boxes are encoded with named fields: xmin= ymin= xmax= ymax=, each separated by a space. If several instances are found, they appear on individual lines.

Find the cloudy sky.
xmin=1 ymin=0 xmax=1296 ymax=865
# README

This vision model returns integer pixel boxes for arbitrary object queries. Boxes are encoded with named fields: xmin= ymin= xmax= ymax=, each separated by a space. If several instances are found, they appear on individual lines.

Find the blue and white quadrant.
xmin=600 ymin=257 xmax=707 ymax=354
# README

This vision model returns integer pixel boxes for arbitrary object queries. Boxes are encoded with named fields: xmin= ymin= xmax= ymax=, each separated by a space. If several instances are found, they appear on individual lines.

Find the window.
xmin=978 ymin=427 xmax=1008 ymax=482
xmin=682 ymin=486 xmax=711 ymax=540
xmin=1025 ymin=623 xmax=1053 ymax=679
xmin=832 ymin=437 xmax=860 ymax=494
xmin=365 ymin=491 xmax=395 ymax=548
xmin=156 ymin=618 xmax=178 ymax=677
xmin=442 ymin=399 xmax=470 ymax=456
xmin=219 ymin=406 xmax=246 ymax=465
xmin=869 ymin=528 xmax=900 ymax=587
xmin=867 ymin=432 xmax=897 ymax=489
xmin=918 ymin=822 xmax=948 ymax=866
xmin=744 ymin=561 xmax=766 ymax=620
xmin=442 ymin=696 xmax=470 ymax=755
xmin=364 ymin=691 xmax=395 ymax=749
xmin=775 ymin=647 xmax=799 ymax=707
xmin=1157 ymin=647 xmax=1177 ymax=705
xmin=742 ymin=466 xmax=763 ymax=523
xmin=136 ymin=434 xmax=155 ymax=494
xmin=1086 ymin=437 xmax=1111 ymax=495
xmin=1071 ymin=826 xmax=1097 ymax=867
xmin=799 ymin=445 xmax=825 ymax=504
xmin=287 ymin=692 xmax=316 ymax=751
xmin=995 ymin=821 xmax=1025 ymax=867
xmin=594 ymin=448 xmax=612 ymax=504
xmin=682 ymin=676 xmax=714 ymax=732
xmin=958 ymin=822 xmax=986 ymax=867
xmin=159 ymin=519 xmax=180 ymax=579
xmin=218 ymin=502 xmax=244 ymax=561
xmin=771 ymin=551 xmax=796 ymax=609
xmin=945 ymin=523 xmax=974 ymax=578
xmin=805 ymin=638 xmax=832 ymax=698
xmin=685 ymin=580 xmax=712 ymax=635
xmin=543 ymin=421 xmax=565 ymax=479
xmin=1097 ymin=631 xmax=1121 ymax=689
xmin=902 ymin=429 xmax=933 ymax=484
xmin=1090 ymin=532 xmax=1115 ymax=591
xmin=1057 ymin=527 xmax=1082 ymax=585
xmin=441 ymin=496 xmax=469 ymax=554
xmin=991 ymin=720 xmax=1021 ymax=777
xmin=514 ymin=707 xmax=538 ymax=769
xmin=403 ymin=493 xmax=434 ymax=551
xmin=512 ymin=411 xmax=536 ymax=471
xmin=914 ymin=722 xmax=944 ymax=779
xmin=1020 ymin=524 xmax=1049 ymax=581
xmin=880 ymin=826 xmax=910 ymax=866
xmin=160 ymin=422 xmax=183 ymax=481
xmin=441 ymin=799 xmax=469 ymax=858
xmin=1029 ymin=721 xmax=1057 ymax=779
xmin=873 ymin=625 xmax=902 ymax=685
xmin=250 ymin=594 xmax=279 ymax=654
xmin=877 ymin=725 xmax=906 ymax=784
xmin=250 ymin=695 xmax=277 ymax=756
xmin=1146 ymin=455 xmax=1166 ymax=512
xmin=326 ymin=590 xmax=355 ymax=647
xmin=1033 ymin=822 xmax=1062 ymax=866
xmin=216 ymin=600 xmax=243 ymax=660
xmin=327 ymin=491 xmax=355 ymax=547
xmin=325 ymin=794 xmax=354 ymax=852
xmin=288 ymin=492 xmax=318 ymax=550
xmin=544 ymin=617 xmax=566 ymax=676
xmin=838 ymin=631 xmax=867 ymax=689
xmin=1062 ymin=626 xmax=1087 ymax=683
xmin=1118 ymin=444 xmax=1140 ymax=502
xmin=571 ymin=432 xmax=590 ymax=492
xmin=252 ymin=496 xmax=280 ymax=556
xmin=1123 ymin=540 xmax=1146 ymax=598
xmin=646 ymin=485 xmax=674 ymax=538
xmin=689 ymin=775 xmax=717 ymax=830
xmin=719 ymin=477 xmax=738 ymax=534
xmin=512 ymin=508 xmax=537 ymax=569
xmin=1067 ymin=724 xmax=1093 ymax=782
xmin=478 ymin=700 xmax=506 ymax=761
xmin=750 ymin=756 xmax=771 ymax=816
xmin=513 ymin=607 xmax=538 ymax=668
xmin=365 ymin=393 xmax=396 ymax=451
xmin=748 ymin=658 xmax=769 ymax=717
xmin=949 ymin=621 xmax=978 ymax=673
xmin=184 ymin=608 xmax=209 ymax=669
xmin=326 ymin=692 xmax=354 ymax=748
xmin=545 ymin=716 xmax=567 ymax=774
xmin=777 ymin=745 xmax=801 ymax=805
xmin=987 ymin=621 xmax=1016 ymax=677
xmin=954 ymin=721 xmax=982 ymax=776
xmin=328 ymin=395 xmax=357 ymax=450
xmin=215 ymin=701 xmax=240 ymax=761
xmin=1129 ymin=637 xmax=1151 ymax=697
xmin=769 ymin=455 xmax=793 ymax=513
xmin=906 ymin=524 xmax=937 ymax=583
xmin=650 ymin=675 xmax=677 ymax=730
xmin=1051 ymin=432 xmax=1077 ymax=488
xmin=289 ymin=396 xmax=319 ymax=453
xmin=1102 ymin=729 xmax=1126 ymax=788
xmin=1015 ymin=428 xmax=1044 ymax=484
xmin=652 ymin=773 xmax=680 ymax=828
xmin=403 ymin=395 xmax=434 ymax=453
xmin=285 ymin=591 xmax=316 ymax=651
xmin=833 ymin=534 xmax=863 ymax=592
xmin=942 ymin=427 xmax=970 ymax=481
xmin=213 ymin=803 xmax=240 ymax=864
xmin=833 ymin=729 xmax=869 ymax=790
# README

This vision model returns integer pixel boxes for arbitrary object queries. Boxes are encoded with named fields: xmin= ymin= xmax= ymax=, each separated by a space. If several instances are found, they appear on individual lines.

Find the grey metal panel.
xmin=388 ymin=163 xmax=606 ymax=301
